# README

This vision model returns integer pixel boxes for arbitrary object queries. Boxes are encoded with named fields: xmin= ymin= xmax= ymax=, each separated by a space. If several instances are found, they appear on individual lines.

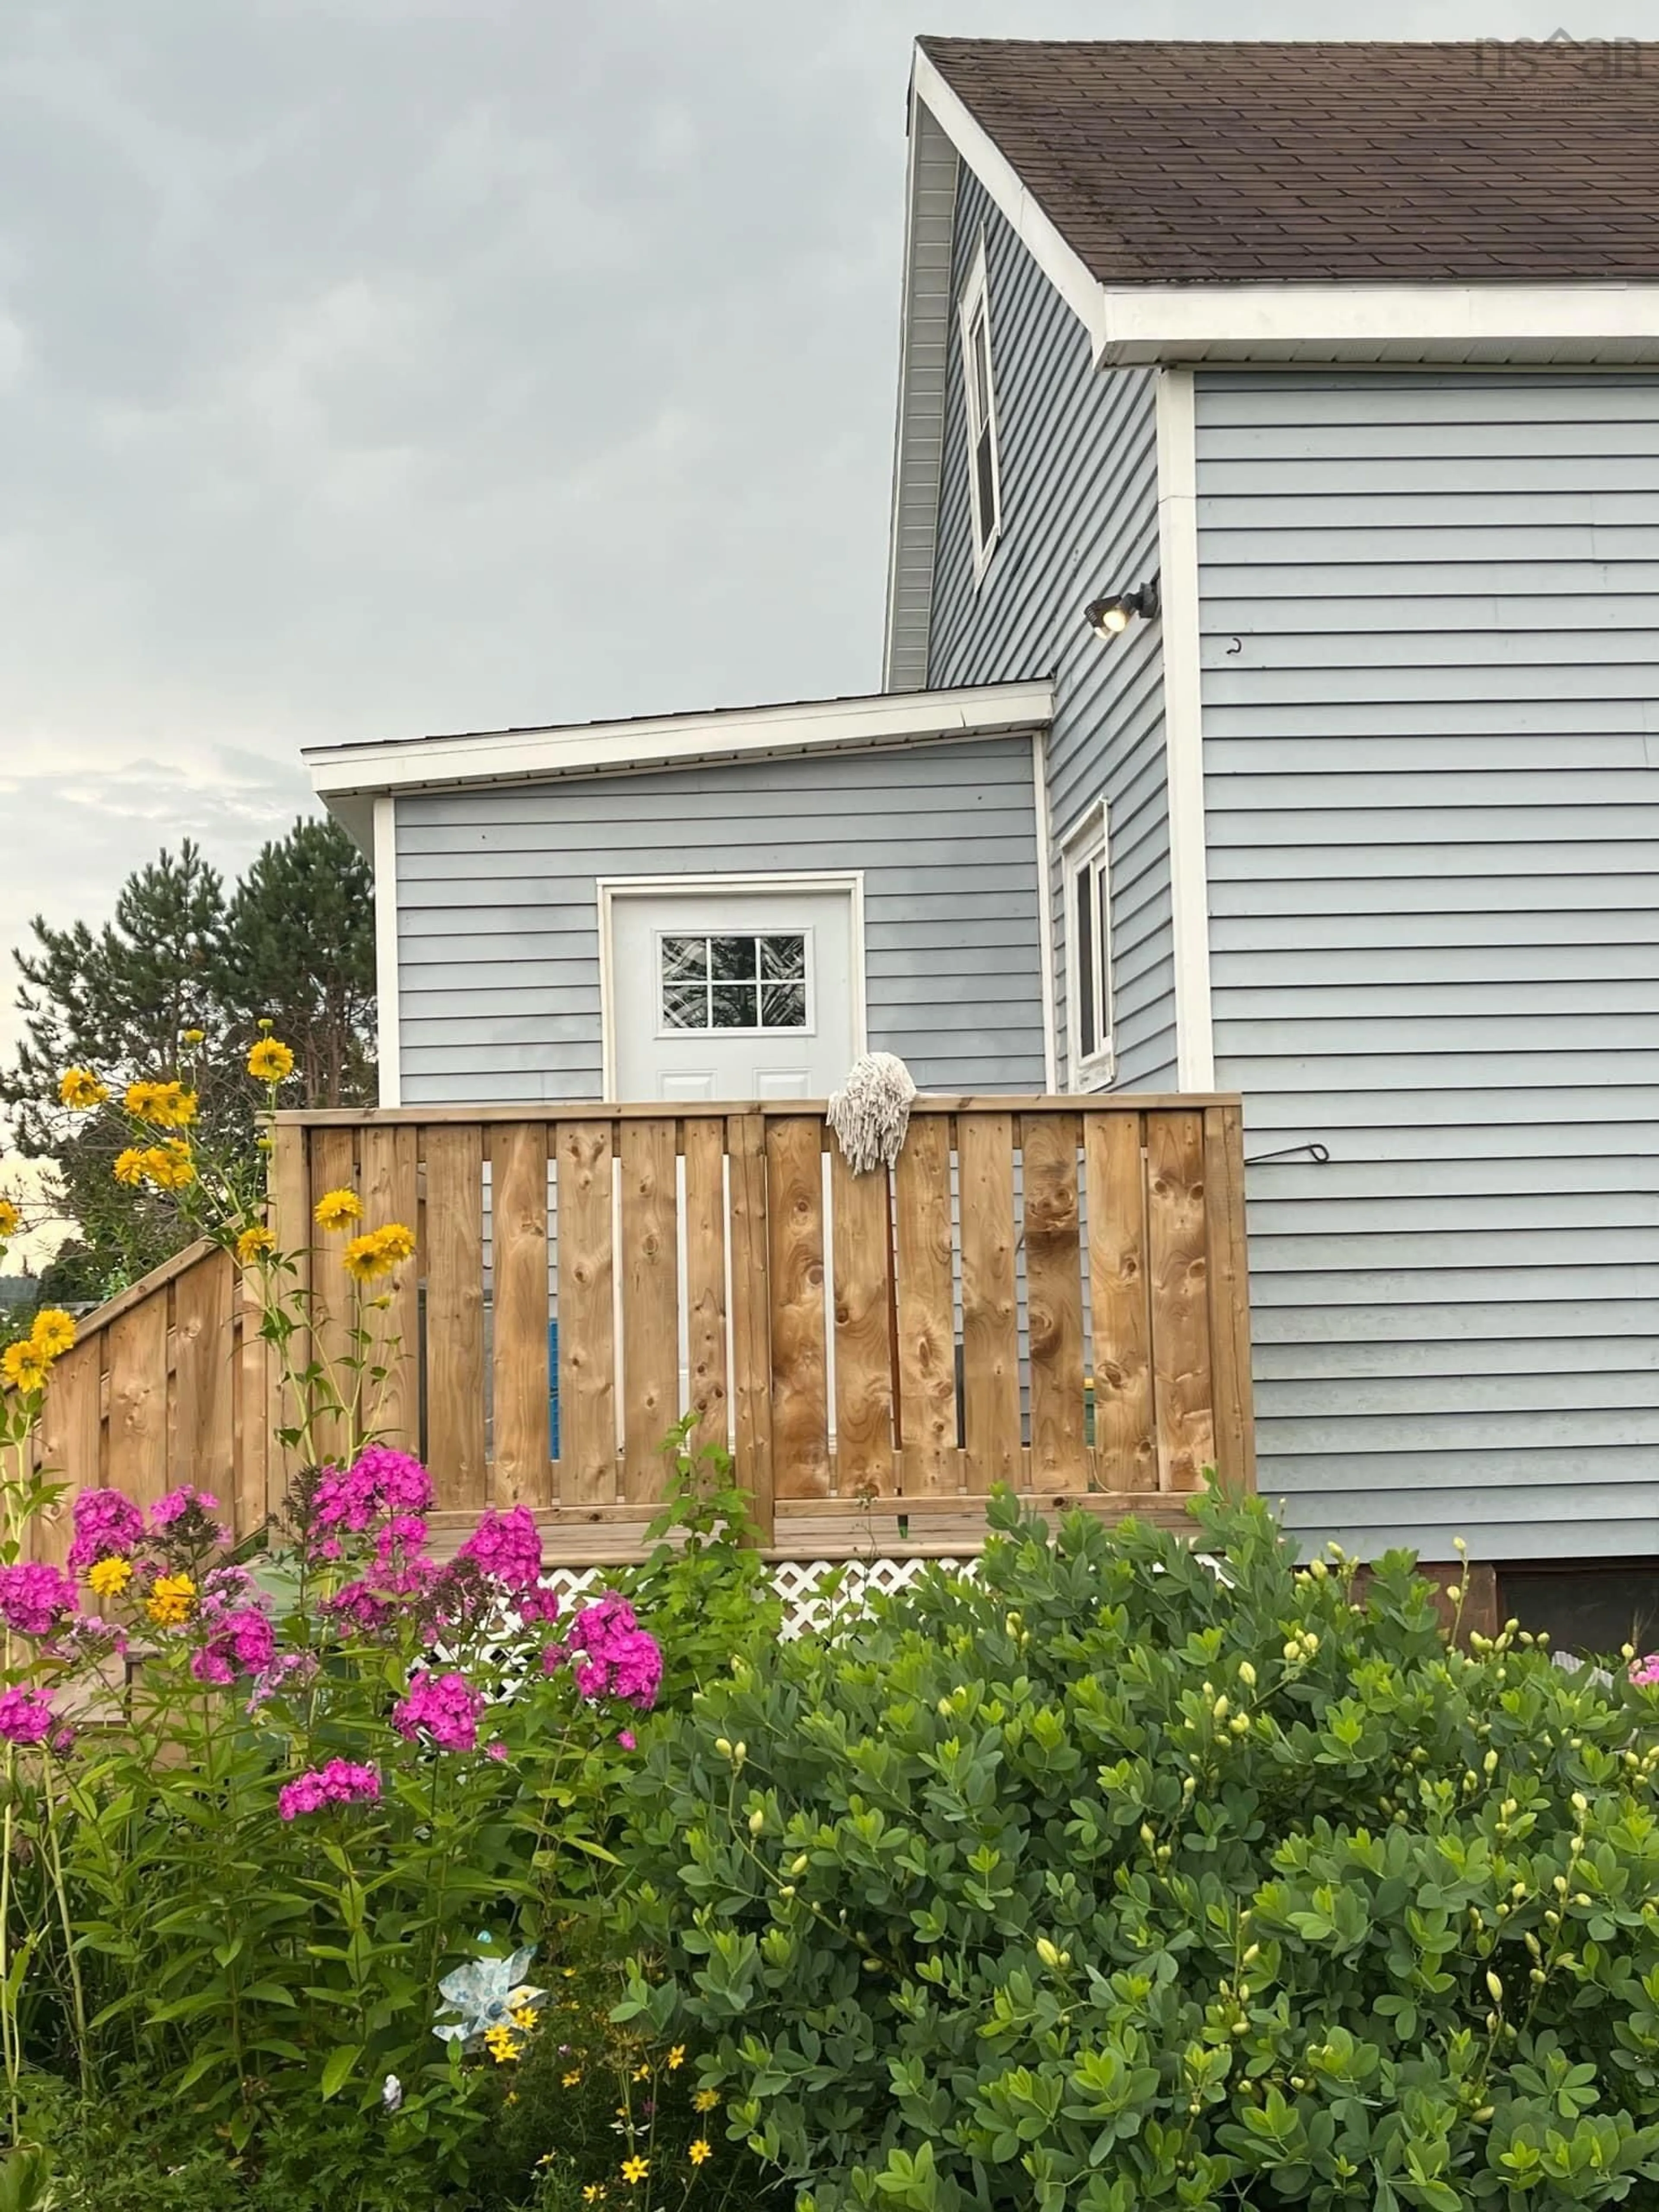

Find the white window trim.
xmin=958 ymin=229 xmax=1002 ymax=582
xmin=596 ymin=871 xmax=868 ymax=1101
xmin=1061 ymin=800 xmax=1114 ymax=1091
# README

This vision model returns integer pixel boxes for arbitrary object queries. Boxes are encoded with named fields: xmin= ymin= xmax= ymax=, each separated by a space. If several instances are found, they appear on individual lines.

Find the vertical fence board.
xmin=1203 ymin=1104 xmax=1256 ymax=1493
xmin=308 ymin=1127 xmax=359 ymax=1470
xmin=491 ymin=1122 xmax=552 ymax=1505
xmin=556 ymin=1122 xmax=617 ymax=1505
xmin=1147 ymin=1110 xmax=1217 ymax=1490
xmin=424 ymin=1125 xmax=486 ymax=1507
xmin=830 ymin=1150 xmax=896 ymax=1495
xmin=958 ymin=1112 xmax=1020 ymax=1491
xmin=34 ymin=1342 xmax=103 ymax=1567
xmin=173 ymin=1249 xmax=235 ymax=1503
xmin=894 ymin=1114 xmax=957 ymax=1494
xmin=269 ymin=1123 xmax=312 ymax=1496
xmin=727 ymin=1115 xmax=775 ymax=1541
xmin=766 ymin=1118 xmax=830 ymax=1497
xmin=360 ymin=1125 xmax=421 ymax=1459
xmin=621 ymin=1119 xmax=680 ymax=1501
xmin=107 ymin=1296 xmax=169 ymax=1509
xmin=682 ymin=1120 xmax=729 ymax=1456
xmin=235 ymin=1262 xmax=270 ymax=1538
xmin=1085 ymin=1111 xmax=1157 ymax=1489
xmin=1023 ymin=1112 xmax=1087 ymax=1486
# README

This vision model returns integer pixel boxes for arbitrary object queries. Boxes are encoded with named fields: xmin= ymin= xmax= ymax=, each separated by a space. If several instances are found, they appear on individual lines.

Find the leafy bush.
xmin=620 ymin=1491 xmax=1659 ymax=2212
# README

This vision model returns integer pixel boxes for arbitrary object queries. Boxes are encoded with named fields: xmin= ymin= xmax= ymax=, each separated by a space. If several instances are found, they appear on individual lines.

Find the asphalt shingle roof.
xmin=918 ymin=38 xmax=1659 ymax=284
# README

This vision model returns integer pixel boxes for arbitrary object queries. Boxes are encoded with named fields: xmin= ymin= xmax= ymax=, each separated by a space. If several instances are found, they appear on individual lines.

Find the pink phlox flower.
xmin=617 ymin=1729 xmax=636 ymax=1751
xmin=190 ymin=1605 xmax=277 ymax=1687
xmin=391 ymin=1667 xmax=485 ymax=1751
xmin=0 ymin=1686 xmax=54 ymax=1747
xmin=519 ymin=1585 xmax=562 ymax=1627
xmin=150 ymin=1485 xmax=220 ymax=1533
xmin=0 ymin=1563 xmax=76 ymax=1639
xmin=325 ymin=1579 xmax=396 ymax=1637
xmin=247 ymin=1650 xmax=318 ymax=1715
xmin=561 ymin=1594 xmax=663 ymax=1711
xmin=278 ymin=1758 xmax=382 ymax=1821
xmin=1631 ymin=1655 xmax=1659 ymax=1687
xmin=67 ymin=1487 xmax=145 ymax=1573
xmin=375 ymin=1514 xmax=430 ymax=1572
xmin=486 ymin=1739 xmax=508 ymax=1762
xmin=457 ymin=1504 xmax=543 ymax=1592
xmin=49 ymin=1724 xmax=76 ymax=1757
xmin=57 ymin=1615 xmax=127 ymax=1664
xmin=315 ymin=1447 xmax=433 ymax=1543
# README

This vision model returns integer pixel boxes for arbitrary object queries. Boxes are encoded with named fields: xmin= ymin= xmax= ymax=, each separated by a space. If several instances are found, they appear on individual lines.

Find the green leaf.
xmin=320 ymin=2042 xmax=362 ymax=2101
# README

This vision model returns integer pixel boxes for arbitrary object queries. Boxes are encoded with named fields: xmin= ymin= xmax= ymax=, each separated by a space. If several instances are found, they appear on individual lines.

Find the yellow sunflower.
xmin=620 ymin=2159 xmax=649 ymax=2187
xmin=127 ymin=1081 xmax=196 ymax=1129
xmin=247 ymin=1038 xmax=296 ymax=1083
xmin=235 ymin=1224 xmax=277 ymax=1266
xmin=313 ymin=1187 xmax=362 ymax=1233
xmin=0 ymin=1341 xmax=49 ymax=1394
xmin=87 ymin=1557 xmax=133 ymax=1601
xmin=58 ymin=1068 xmax=108 ymax=1110
xmin=29 ymin=1309 xmax=75 ymax=1359
xmin=143 ymin=1141 xmax=197 ymax=1192
xmin=145 ymin=1574 xmax=197 ymax=1627
xmin=688 ymin=2140 xmax=712 ymax=2168
xmin=113 ymin=1148 xmax=148 ymax=1187
xmin=0 ymin=1199 xmax=19 ymax=1242
xmin=372 ymin=1221 xmax=416 ymax=1265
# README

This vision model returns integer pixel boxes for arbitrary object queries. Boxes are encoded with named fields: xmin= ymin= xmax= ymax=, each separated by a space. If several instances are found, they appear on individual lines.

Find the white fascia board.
xmin=304 ymin=680 xmax=1054 ymax=801
xmin=1097 ymin=282 xmax=1659 ymax=365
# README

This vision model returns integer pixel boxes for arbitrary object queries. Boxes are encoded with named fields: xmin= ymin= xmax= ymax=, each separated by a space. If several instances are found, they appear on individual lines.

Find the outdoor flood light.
xmin=1084 ymin=578 xmax=1160 ymax=639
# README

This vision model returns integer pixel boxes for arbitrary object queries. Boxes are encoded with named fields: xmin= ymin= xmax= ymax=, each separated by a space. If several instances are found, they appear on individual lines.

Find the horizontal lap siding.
xmin=1198 ymin=369 xmax=1659 ymax=1562
xmin=926 ymin=172 xmax=1173 ymax=1090
xmin=394 ymin=737 xmax=1047 ymax=1101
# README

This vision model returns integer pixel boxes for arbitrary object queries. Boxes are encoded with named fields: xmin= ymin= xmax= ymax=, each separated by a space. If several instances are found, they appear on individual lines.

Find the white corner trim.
xmin=1154 ymin=368 xmax=1215 ymax=1093
xmin=912 ymin=47 xmax=1107 ymax=354
xmin=372 ymin=794 xmax=402 ymax=1109
xmin=1030 ymin=732 xmax=1058 ymax=1093
xmin=596 ymin=871 xmax=869 ymax=1102
xmin=305 ymin=681 xmax=1053 ymax=801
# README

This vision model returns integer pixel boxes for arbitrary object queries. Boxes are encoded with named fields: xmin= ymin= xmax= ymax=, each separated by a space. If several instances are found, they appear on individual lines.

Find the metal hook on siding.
xmin=1244 ymin=1141 xmax=1331 ymax=1167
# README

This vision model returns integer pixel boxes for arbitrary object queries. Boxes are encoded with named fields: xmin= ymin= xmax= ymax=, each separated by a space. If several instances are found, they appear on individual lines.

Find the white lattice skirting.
xmin=542 ymin=1555 xmax=976 ymax=1641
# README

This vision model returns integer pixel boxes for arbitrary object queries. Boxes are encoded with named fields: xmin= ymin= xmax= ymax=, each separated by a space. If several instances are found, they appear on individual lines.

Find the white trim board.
xmin=596 ymin=871 xmax=868 ymax=1103
xmin=306 ymin=680 xmax=1053 ymax=810
xmin=1154 ymin=367 xmax=1214 ymax=1093
xmin=372 ymin=794 xmax=402 ymax=1109
xmin=1030 ymin=731 xmax=1058 ymax=1095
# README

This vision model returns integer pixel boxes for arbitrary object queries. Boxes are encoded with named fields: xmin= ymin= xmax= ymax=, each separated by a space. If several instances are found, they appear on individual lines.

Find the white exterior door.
xmin=607 ymin=883 xmax=860 ymax=1101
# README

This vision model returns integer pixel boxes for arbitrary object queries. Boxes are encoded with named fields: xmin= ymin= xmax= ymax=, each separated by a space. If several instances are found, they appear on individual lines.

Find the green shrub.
xmin=619 ymin=1491 xmax=1659 ymax=2212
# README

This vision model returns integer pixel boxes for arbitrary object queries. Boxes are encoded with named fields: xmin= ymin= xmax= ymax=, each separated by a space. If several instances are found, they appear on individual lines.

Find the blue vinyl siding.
xmin=393 ymin=735 xmax=1047 ymax=1102
xmin=1198 ymin=369 xmax=1659 ymax=1563
xmin=925 ymin=171 xmax=1173 ymax=1090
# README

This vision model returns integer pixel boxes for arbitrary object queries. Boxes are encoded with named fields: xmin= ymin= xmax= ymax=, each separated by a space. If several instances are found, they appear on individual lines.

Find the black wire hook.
xmin=1244 ymin=1141 xmax=1331 ymax=1167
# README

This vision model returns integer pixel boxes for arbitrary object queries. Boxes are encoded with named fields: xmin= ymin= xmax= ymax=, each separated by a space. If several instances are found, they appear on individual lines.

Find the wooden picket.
xmin=29 ymin=1097 xmax=1256 ymax=1564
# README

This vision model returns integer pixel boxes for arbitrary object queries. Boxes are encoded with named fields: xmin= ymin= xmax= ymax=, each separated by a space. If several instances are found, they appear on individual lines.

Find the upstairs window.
xmin=958 ymin=232 xmax=1001 ymax=578
xmin=1063 ymin=802 xmax=1113 ymax=1087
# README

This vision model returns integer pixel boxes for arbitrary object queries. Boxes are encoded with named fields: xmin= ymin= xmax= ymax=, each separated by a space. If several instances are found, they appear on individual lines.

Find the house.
xmin=305 ymin=37 xmax=1659 ymax=1599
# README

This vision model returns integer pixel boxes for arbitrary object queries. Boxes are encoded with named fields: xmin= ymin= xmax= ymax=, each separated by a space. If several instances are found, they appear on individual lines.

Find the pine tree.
xmin=2 ymin=821 xmax=376 ymax=1299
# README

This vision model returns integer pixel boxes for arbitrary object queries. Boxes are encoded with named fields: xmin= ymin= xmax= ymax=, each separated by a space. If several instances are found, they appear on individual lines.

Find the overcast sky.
xmin=0 ymin=0 xmax=1645 ymax=1096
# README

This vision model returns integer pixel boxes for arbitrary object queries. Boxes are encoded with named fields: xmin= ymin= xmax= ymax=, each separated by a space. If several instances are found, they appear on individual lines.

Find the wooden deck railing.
xmin=30 ymin=1098 xmax=1255 ymax=1563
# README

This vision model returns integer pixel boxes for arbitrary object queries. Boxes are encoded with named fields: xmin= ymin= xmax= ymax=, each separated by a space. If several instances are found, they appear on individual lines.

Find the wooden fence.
xmin=30 ymin=1097 xmax=1255 ymax=1564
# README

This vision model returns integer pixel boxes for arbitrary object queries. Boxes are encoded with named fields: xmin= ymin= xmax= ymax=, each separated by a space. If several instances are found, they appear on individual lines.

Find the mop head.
xmin=826 ymin=1052 xmax=918 ymax=1174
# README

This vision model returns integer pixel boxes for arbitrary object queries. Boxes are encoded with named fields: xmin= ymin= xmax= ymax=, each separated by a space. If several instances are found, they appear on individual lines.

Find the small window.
xmin=1062 ymin=803 xmax=1113 ymax=1086
xmin=958 ymin=232 xmax=1001 ymax=576
xmin=658 ymin=932 xmax=808 ymax=1033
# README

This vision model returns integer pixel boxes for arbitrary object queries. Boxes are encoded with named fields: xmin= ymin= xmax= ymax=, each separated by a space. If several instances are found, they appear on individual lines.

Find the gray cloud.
xmin=0 ymin=0 xmax=1628 ymax=1068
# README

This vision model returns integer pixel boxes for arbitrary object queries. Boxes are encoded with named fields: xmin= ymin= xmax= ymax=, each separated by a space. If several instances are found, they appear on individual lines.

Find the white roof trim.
xmin=305 ymin=680 xmax=1054 ymax=802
